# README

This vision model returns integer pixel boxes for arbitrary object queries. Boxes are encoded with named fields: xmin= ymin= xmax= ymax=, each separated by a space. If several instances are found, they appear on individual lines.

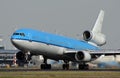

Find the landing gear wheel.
xmin=78 ymin=63 xmax=89 ymax=70
xmin=41 ymin=57 xmax=51 ymax=70
xmin=41 ymin=64 xmax=51 ymax=70
xmin=63 ymin=64 xmax=69 ymax=70
xmin=84 ymin=64 xmax=89 ymax=70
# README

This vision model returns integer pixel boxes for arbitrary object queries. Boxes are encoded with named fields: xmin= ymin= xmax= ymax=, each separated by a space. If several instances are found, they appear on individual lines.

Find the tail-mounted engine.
xmin=83 ymin=30 xmax=106 ymax=46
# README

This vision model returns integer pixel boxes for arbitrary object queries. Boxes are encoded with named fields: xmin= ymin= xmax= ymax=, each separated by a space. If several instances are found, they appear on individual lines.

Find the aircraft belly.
xmin=16 ymin=40 xmax=65 ymax=56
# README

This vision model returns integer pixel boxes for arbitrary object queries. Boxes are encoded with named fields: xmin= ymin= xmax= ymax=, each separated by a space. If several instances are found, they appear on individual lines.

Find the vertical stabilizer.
xmin=92 ymin=10 xmax=104 ymax=33
xmin=83 ymin=10 xmax=106 ymax=46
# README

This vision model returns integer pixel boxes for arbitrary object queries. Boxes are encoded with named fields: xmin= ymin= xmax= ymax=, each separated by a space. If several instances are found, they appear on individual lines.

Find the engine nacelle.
xmin=75 ymin=51 xmax=91 ymax=62
xmin=16 ymin=51 xmax=26 ymax=60
xmin=16 ymin=51 xmax=32 ymax=62
xmin=83 ymin=30 xmax=106 ymax=46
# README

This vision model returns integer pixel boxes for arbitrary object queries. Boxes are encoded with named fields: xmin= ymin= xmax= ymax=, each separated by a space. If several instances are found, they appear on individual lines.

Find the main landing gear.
xmin=78 ymin=63 xmax=89 ymax=70
xmin=62 ymin=60 xmax=89 ymax=70
xmin=40 ymin=58 xmax=89 ymax=70
xmin=41 ymin=58 xmax=51 ymax=70
xmin=62 ymin=61 xmax=89 ymax=70
xmin=62 ymin=60 xmax=69 ymax=70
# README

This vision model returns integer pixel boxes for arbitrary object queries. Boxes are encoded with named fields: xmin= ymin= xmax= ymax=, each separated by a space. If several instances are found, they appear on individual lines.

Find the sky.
xmin=0 ymin=0 xmax=119 ymax=49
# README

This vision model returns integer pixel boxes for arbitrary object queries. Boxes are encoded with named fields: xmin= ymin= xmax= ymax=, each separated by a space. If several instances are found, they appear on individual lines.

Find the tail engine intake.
xmin=83 ymin=30 xmax=106 ymax=46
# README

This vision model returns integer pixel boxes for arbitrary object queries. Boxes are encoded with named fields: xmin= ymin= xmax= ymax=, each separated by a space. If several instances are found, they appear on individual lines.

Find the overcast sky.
xmin=0 ymin=0 xmax=120 ymax=49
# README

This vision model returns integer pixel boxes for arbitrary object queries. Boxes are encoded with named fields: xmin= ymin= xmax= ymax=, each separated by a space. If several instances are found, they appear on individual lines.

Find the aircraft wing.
xmin=89 ymin=50 xmax=120 ymax=55
xmin=65 ymin=49 xmax=120 ymax=55
xmin=64 ymin=49 xmax=120 ymax=62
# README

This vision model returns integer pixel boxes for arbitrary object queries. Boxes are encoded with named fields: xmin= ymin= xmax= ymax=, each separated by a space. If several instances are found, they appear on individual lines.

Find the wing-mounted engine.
xmin=83 ymin=30 xmax=106 ymax=46
xmin=16 ymin=51 xmax=26 ymax=61
xmin=75 ymin=51 xmax=99 ymax=62
xmin=75 ymin=51 xmax=91 ymax=62
xmin=16 ymin=51 xmax=32 ymax=62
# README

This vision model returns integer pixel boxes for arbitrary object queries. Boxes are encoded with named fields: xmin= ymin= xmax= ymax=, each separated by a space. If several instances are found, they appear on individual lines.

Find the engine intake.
xmin=16 ymin=51 xmax=25 ymax=60
xmin=75 ymin=51 xmax=91 ymax=62
xmin=83 ymin=31 xmax=92 ymax=41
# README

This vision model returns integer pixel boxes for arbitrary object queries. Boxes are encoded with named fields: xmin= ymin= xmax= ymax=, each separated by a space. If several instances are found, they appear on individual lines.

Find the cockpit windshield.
xmin=13 ymin=33 xmax=25 ymax=36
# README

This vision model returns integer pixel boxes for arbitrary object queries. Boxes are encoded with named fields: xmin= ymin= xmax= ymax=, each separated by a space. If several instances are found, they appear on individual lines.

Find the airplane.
xmin=10 ymin=10 xmax=120 ymax=70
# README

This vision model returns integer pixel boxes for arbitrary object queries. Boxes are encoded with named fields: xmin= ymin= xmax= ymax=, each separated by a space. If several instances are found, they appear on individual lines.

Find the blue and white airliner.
xmin=11 ymin=10 xmax=120 ymax=70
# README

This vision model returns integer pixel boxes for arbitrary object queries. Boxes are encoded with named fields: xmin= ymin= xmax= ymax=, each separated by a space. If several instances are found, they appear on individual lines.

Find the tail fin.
xmin=83 ymin=10 xmax=106 ymax=46
xmin=92 ymin=10 xmax=104 ymax=33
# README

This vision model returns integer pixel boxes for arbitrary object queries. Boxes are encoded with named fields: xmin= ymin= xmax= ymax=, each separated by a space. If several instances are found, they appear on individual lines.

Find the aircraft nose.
xmin=11 ymin=33 xmax=21 ymax=45
xmin=11 ymin=39 xmax=25 ymax=51
xmin=11 ymin=39 xmax=24 ymax=49
xmin=11 ymin=39 xmax=19 ymax=46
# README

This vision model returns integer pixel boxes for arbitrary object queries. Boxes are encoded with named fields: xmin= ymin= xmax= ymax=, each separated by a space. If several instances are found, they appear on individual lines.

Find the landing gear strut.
xmin=41 ymin=57 xmax=51 ymax=70
xmin=25 ymin=51 xmax=31 ymax=63
xmin=78 ymin=63 xmax=89 ymax=70
xmin=62 ymin=60 xmax=69 ymax=70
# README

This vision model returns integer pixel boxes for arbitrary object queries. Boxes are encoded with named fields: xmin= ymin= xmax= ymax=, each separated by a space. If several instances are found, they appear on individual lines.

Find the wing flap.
xmin=89 ymin=50 xmax=120 ymax=55
xmin=64 ymin=49 xmax=120 ymax=55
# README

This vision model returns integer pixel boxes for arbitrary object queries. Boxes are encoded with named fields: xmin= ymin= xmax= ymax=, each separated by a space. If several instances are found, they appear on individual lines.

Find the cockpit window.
xmin=13 ymin=33 xmax=25 ymax=36
xmin=20 ymin=33 xmax=25 ymax=36
xmin=13 ymin=33 xmax=19 ymax=35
